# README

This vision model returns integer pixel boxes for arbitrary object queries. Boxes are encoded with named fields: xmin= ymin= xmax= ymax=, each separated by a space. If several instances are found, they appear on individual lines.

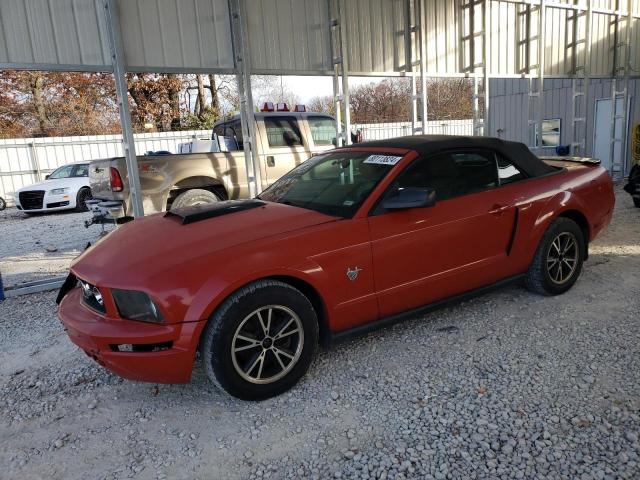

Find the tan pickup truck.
xmin=88 ymin=111 xmax=338 ymax=217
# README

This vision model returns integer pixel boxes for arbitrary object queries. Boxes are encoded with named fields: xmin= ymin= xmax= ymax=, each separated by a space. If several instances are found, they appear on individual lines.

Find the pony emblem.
xmin=346 ymin=267 xmax=363 ymax=281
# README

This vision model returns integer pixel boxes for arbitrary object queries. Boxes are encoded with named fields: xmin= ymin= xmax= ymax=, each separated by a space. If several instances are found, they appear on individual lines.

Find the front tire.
xmin=200 ymin=280 xmax=318 ymax=400
xmin=171 ymin=189 xmax=219 ymax=210
xmin=75 ymin=188 xmax=92 ymax=212
xmin=525 ymin=217 xmax=585 ymax=296
xmin=633 ymin=197 xmax=640 ymax=208
xmin=0 ymin=196 xmax=6 ymax=211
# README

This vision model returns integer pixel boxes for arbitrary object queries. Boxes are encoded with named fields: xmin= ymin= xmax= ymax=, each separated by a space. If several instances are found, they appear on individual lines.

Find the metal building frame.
xmin=568 ymin=0 xmax=592 ymax=157
xmin=608 ymin=0 xmax=633 ymax=180
xmin=2 ymin=0 xmax=639 ymax=219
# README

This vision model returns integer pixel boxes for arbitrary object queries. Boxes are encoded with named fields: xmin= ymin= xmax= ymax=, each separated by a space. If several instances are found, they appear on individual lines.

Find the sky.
xmin=278 ymin=75 xmax=392 ymax=103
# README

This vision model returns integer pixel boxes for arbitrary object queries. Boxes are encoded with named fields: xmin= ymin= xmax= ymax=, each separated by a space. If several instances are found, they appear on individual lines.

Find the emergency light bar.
xmin=260 ymin=102 xmax=306 ymax=113
xmin=261 ymin=102 xmax=274 ymax=112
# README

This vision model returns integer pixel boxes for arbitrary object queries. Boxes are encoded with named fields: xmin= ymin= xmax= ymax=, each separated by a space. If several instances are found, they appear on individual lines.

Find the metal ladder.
xmin=608 ymin=0 xmax=632 ymax=180
xmin=406 ymin=0 xmax=427 ymax=134
xmin=524 ymin=0 xmax=545 ymax=151
xmin=567 ymin=0 xmax=592 ymax=157
xmin=461 ymin=0 xmax=489 ymax=137
xmin=330 ymin=0 xmax=350 ymax=146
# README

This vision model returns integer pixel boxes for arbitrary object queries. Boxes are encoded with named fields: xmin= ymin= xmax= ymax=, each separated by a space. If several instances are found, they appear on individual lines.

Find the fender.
xmin=525 ymin=190 xmax=590 ymax=262
xmin=186 ymin=257 xmax=330 ymax=328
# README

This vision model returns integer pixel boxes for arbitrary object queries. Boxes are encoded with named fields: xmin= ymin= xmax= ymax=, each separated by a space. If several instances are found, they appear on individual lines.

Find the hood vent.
xmin=164 ymin=199 xmax=266 ymax=225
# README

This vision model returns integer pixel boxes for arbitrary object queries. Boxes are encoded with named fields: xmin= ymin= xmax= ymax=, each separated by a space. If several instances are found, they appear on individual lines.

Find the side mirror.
xmin=45 ymin=175 xmax=50 ymax=180
xmin=382 ymin=187 xmax=436 ymax=210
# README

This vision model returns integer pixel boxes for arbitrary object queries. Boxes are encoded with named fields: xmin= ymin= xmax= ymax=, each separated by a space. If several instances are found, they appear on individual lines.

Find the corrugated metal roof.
xmin=0 ymin=0 xmax=638 ymax=77
xmin=244 ymin=0 xmax=332 ymax=74
xmin=0 ymin=0 xmax=111 ymax=70
xmin=343 ymin=0 xmax=407 ymax=74
xmin=118 ymin=0 xmax=234 ymax=72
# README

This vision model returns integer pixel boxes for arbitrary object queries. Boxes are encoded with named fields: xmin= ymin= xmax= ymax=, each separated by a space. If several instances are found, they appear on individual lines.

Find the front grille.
xmin=19 ymin=190 xmax=45 ymax=210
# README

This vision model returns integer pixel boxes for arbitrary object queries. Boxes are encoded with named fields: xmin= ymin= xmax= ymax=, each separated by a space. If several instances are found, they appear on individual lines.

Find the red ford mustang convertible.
xmin=58 ymin=136 xmax=614 ymax=399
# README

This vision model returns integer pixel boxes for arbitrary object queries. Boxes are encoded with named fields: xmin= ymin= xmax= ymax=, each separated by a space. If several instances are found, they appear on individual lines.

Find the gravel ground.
xmin=0 ymin=188 xmax=639 ymax=480
xmin=0 ymin=208 xmax=114 ymax=287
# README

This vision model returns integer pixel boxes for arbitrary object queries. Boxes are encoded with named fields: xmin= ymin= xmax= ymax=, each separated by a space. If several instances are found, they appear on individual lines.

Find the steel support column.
xmin=536 ymin=0 xmax=546 ymax=151
xmin=230 ymin=0 xmax=261 ymax=196
xmin=104 ymin=0 xmax=144 ymax=217
xmin=419 ymin=0 xmax=428 ymax=130
xmin=338 ymin=0 xmax=351 ymax=145
xmin=482 ymin=0 xmax=490 ymax=135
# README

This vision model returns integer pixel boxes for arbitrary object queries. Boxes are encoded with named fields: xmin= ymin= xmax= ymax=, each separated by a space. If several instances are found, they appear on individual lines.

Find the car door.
xmin=368 ymin=149 xmax=518 ymax=318
xmin=257 ymin=115 xmax=309 ymax=185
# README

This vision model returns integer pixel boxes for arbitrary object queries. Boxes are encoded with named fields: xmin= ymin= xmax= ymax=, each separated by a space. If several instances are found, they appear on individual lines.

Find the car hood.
xmin=17 ymin=178 xmax=76 ymax=192
xmin=71 ymin=201 xmax=339 ymax=287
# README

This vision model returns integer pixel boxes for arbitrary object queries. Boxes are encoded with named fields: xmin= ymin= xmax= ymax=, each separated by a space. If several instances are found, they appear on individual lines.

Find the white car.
xmin=15 ymin=162 xmax=92 ymax=214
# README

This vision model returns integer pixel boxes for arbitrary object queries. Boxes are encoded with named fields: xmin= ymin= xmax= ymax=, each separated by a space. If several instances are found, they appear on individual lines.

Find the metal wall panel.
xmin=243 ymin=0 xmax=332 ymax=74
xmin=0 ymin=0 xmax=110 ymax=69
xmin=343 ymin=0 xmax=407 ymax=74
xmin=117 ymin=0 xmax=234 ymax=72
xmin=487 ymin=0 xmax=518 ymax=75
xmin=2 ymin=0 xmax=639 ymax=77
xmin=489 ymin=77 xmax=640 ymax=173
xmin=424 ymin=0 xmax=459 ymax=74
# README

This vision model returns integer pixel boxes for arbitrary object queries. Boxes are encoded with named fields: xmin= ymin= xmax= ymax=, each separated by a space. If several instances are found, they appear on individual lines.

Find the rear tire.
xmin=75 ymin=188 xmax=92 ymax=212
xmin=170 ymin=189 xmax=219 ymax=210
xmin=200 ymin=280 xmax=318 ymax=400
xmin=0 ymin=197 xmax=5 ymax=211
xmin=525 ymin=217 xmax=585 ymax=296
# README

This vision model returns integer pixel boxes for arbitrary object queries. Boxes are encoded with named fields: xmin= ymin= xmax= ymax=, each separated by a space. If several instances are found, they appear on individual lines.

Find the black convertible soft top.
xmin=347 ymin=135 xmax=557 ymax=178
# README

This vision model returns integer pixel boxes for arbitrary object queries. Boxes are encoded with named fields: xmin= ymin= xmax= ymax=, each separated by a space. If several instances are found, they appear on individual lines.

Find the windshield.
xmin=48 ymin=165 xmax=74 ymax=179
xmin=48 ymin=164 xmax=88 ymax=179
xmin=258 ymin=151 xmax=403 ymax=217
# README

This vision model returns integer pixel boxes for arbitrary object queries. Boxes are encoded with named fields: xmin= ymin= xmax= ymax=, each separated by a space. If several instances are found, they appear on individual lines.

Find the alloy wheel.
xmin=231 ymin=305 xmax=304 ymax=385
xmin=546 ymin=232 xmax=579 ymax=284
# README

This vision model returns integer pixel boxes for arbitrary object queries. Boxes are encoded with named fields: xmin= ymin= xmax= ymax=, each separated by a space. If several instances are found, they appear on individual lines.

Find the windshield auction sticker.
xmin=363 ymin=155 xmax=403 ymax=166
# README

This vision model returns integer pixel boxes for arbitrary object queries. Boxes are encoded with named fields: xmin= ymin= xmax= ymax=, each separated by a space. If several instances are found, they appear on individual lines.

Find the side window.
xmin=213 ymin=123 xmax=226 ymax=138
xmin=450 ymin=152 xmax=498 ymax=193
xmin=497 ymin=155 xmax=526 ymax=185
xmin=73 ymin=164 xmax=89 ymax=177
xmin=307 ymin=116 xmax=337 ymax=146
xmin=264 ymin=116 xmax=303 ymax=147
xmin=394 ymin=150 xmax=498 ymax=202
xmin=229 ymin=120 xmax=243 ymax=150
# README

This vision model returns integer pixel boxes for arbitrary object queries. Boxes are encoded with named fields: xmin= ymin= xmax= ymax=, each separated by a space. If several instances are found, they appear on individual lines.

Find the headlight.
xmin=79 ymin=279 xmax=105 ymax=313
xmin=112 ymin=289 xmax=164 ymax=323
xmin=50 ymin=187 xmax=70 ymax=195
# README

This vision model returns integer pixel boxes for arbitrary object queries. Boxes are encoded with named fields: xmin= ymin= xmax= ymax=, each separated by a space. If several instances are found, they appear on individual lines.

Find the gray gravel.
xmin=0 ymin=207 xmax=113 ymax=287
xmin=0 ymin=188 xmax=639 ymax=480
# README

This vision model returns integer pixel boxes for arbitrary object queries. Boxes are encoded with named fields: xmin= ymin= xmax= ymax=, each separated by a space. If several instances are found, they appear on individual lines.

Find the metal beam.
xmin=536 ymin=0 xmax=546 ymax=150
xmin=103 ymin=0 xmax=144 ymax=218
xmin=419 ymin=0 xmax=428 ymax=130
xmin=483 ymin=0 xmax=490 ymax=135
xmin=229 ymin=0 xmax=261 ymax=196
xmin=338 ymin=0 xmax=351 ymax=145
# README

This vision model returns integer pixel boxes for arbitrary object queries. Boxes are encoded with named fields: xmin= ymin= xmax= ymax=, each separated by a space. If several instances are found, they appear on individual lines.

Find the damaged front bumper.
xmin=58 ymin=288 xmax=203 ymax=383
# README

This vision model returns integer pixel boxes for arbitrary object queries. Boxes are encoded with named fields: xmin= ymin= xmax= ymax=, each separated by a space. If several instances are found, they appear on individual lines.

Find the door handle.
xmin=489 ymin=204 xmax=508 ymax=216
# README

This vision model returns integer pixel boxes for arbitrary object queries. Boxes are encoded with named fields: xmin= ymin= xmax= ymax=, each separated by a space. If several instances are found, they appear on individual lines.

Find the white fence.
xmin=355 ymin=119 xmax=474 ymax=141
xmin=0 ymin=119 xmax=474 ymax=206
xmin=0 ymin=130 xmax=212 ymax=206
